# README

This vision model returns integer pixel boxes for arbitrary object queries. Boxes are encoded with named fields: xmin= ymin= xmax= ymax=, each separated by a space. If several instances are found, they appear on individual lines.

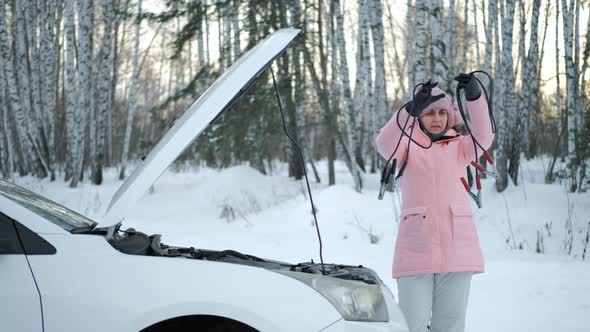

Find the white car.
xmin=0 ymin=29 xmax=408 ymax=332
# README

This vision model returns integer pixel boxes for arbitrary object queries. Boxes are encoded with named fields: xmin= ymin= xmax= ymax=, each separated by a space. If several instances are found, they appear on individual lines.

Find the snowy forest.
xmin=0 ymin=0 xmax=589 ymax=194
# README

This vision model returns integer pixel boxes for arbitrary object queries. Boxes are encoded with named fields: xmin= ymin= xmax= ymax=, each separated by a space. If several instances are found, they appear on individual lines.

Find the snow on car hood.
xmin=98 ymin=28 xmax=300 ymax=228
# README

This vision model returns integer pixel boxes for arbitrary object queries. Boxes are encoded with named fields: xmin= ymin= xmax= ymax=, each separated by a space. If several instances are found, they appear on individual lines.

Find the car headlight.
xmin=275 ymin=270 xmax=389 ymax=322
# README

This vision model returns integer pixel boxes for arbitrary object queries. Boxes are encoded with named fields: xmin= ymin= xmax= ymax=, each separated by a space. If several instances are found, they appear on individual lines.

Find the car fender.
xmin=28 ymin=234 xmax=342 ymax=332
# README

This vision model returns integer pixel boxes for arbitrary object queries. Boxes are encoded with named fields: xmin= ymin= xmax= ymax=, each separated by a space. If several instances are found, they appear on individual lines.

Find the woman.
xmin=375 ymin=74 xmax=494 ymax=332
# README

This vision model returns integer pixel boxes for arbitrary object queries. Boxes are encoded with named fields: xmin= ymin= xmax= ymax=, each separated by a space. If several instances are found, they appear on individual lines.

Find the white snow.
xmin=12 ymin=157 xmax=590 ymax=332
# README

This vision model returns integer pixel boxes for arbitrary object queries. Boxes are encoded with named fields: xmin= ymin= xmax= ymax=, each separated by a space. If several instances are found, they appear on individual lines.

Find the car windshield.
xmin=0 ymin=180 xmax=95 ymax=232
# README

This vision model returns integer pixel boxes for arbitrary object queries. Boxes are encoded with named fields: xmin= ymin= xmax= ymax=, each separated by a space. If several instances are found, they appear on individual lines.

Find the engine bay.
xmin=106 ymin=226 xmax=382 ymax=285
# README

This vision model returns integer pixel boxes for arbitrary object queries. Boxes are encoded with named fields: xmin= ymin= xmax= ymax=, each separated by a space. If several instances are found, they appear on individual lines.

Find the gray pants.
xmin=397 ymin=272 xmax=472 ymax=332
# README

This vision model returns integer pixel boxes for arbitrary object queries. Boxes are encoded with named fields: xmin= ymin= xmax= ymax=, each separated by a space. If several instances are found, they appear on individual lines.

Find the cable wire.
xmin=270 ymin=68 xmax=326 ymax=275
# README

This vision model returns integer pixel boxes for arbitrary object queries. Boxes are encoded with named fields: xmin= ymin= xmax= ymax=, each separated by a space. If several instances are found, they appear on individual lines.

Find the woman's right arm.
xmin=375 ymin=105 xmax=412 ymax=163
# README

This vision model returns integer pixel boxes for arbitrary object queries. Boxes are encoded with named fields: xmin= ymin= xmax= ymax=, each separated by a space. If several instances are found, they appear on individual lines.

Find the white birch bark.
xmin=516 ymin=0 xmax=527 ymax=139
xmin=291 ymin=0 xmax=307 ymax=173
xmin=483 ymin=0 xmax=494 ymax=88
xmin=70 ymin=0 xmax=93 ymax=187
xmin=176 ymin=15 xmax=185 ymax=88
xmin=496 ymin=0 xmax=515 ymax=192
xmin=446 ymin=0 xmax=457 ymax=82
xmin=25 ymin=0 xmax=44 ymax=153
xmin=119 ymin=0 xmax=142 ymax=179
xmin=335 ymin=0 xmax=362 ymax=192
xmin=414 ymin=0 xmax=427 ymax=84
xmin=197 ymin=1 xmax=205 ymax=68
xmin=521 ymin=0 xmax=541 ymax=155
xmin=461 ymin=0 xmax=469 ymax=69
xmin=204 ymin=0 xmax=210 ymax=65
xmin=15 ymin=0 xmax=41 ymax=170
xmin=369 ymin=0 xmax=388 ymax=137
xmin=40 ymin=0 xmax=57 ymax=179
xmin=578 ymin=3 xmax=590 ymax=130
xmin=0 ymin=0 xmax=32 ymax=173
xmin=573 ymin=0 xmax=583 ymax=138
xmin=405 ymin=0 xmax=415 ymax=89
xmin=354 ymin=0 xmax=368 ymax=127
xmin=429 ymin=0 xmax=447 ymax=91
xmin=473 ymin=0 xmax=480 ymax=67
xmin=561 ymin=0 xmax=578 ymax=190
xmin=354 ymin=0 xmax=369 ymax=165
xmin=232 ymin=0 xmax=240 ymax=59
xmin=188 ymin=39 xmax=193 ymax=81
xmin=0 ymin=55 xmax=13 ymax=177
xmin=556 ymin=0 xmax=563 ymax=150
xmin=223 ymin=0 xmax=232 ymax=70
xmin=1 ymin=107 xmax=15 ymax=179
xmin=64 ymin=0 xmax=78 ymax=181
xmin=93 ymin=0 xmax=114 ymax=185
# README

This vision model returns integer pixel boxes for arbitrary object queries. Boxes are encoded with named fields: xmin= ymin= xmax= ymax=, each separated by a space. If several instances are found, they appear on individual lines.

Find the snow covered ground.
xmin=12 ymin=158 xmax=590 ymax=332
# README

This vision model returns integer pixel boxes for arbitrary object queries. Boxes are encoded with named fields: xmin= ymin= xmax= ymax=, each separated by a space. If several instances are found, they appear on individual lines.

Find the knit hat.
xmin=419 ymin=87 xmax=462 ymax=127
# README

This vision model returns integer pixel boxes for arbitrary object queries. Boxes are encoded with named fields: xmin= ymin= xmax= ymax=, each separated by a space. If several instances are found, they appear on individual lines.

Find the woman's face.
xmin=420 ymin=108 xmax=448 ymax=134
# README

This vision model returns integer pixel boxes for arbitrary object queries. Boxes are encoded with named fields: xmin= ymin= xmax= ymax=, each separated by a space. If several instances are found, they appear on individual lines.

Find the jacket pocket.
xmin=397 ymin=206 xmax=430 ymax=248
xmin=450 ymin=204 xmax=478 ymax=246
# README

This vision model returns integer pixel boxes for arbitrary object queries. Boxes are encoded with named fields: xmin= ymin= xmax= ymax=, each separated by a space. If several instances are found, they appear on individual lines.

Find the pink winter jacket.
xmin=375 ymin=94 xmax=494 ymax=278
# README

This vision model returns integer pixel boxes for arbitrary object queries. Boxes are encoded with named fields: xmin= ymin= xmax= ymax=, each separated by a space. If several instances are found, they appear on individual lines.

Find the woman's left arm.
xmin=458 ymin=94 xmax=495 ymax=162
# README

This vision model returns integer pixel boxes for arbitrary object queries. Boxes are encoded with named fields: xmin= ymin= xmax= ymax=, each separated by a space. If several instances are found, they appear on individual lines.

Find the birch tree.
xmin=70 ymin=0 xmax=94 ymax=188
xmin=232 ymin=0 xmax=240 ymax=59
xmin=446 ymin=0 xmax=457 ymax=82
xmin=15 ymin=0 xmax=47 ymax=177
xmin=496 ymin=0 xmax=516 ymax=192
xmin=561 ymin=0 xmax=578 ymax=191
xmin=354 ymin=0 xmax=370 ymax=172
xmin=119 ymin=0 xmax=143 ymax=179
xmin=0 ymin=0 xmax=35 ymax=175
xmin=472 ymin=0 xmax=480 ymax=67
xmin=369 ymin=0 xmax=388 ymax=157
xmin=93 ymin=0 xmax=115 ymax=185
xmin=461 ymin=0 xmax=470 ymax=70
xmin=64 ymin=0 xmax=78 ymax=181
xmin=414 ymin=0 xmax=427 ymax=84
xmin=335 ymin=0 xmax=362 ymax=192
xmin=222 ymin=0 xmax=232 ymax=71
xmin=520 ymin=0 xmax=541 ymax=161
xmin=429 ymin=0 xmax=447 ymax=91
xmin=40 ymin=1 xmax=59 ymax=180
xmin=406 ymin=0 xmax=415 ymax=90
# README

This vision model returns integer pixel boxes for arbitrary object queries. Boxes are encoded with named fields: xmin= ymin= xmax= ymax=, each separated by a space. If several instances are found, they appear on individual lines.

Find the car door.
xmin=0 ymin=213 xmax=43 ymax=331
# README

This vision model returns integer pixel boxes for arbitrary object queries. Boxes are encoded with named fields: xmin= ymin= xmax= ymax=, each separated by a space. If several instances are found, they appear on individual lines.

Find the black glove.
xmin=454 ymin=73 xmax=481 ymax=101
xmin=406 ymin=80 xmax=445 ymax=117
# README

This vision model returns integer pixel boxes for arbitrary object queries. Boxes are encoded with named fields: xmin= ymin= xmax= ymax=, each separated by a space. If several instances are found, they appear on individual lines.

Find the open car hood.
xmin=98 ymin=28 xmax=300 ymax=228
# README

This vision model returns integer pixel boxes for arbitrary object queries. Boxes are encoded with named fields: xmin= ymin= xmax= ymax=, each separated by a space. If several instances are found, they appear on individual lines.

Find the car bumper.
xmin=319 ymin=319 xmax=409 ymax=332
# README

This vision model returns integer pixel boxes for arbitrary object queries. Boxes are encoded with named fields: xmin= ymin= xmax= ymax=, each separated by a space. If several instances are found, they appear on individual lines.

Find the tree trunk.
xmin=93 ymin=0 xmax=114 ymax=185
xmin=446 ymin=0 xmax=457 ymax=82
xmin=15 ymin=0 xmax=46 ymax=176
xmin=335 ymin=0 xmax=362 ymax=192
xmin=369 ymin=0 xmax=388 ymax=170
xmin=406 ymin=0 xmax=415 ymax=89
xmin=561 ymin=0 xmax=577 ymax=191
xmin=520 ymin=0 xmax=541 ymax=162
xmin=496 ymin=0 xmax=515 ymax=192
xmin=119 ymin=0 xmax=142 ymax=180
xmin=353 ymin=0 xmax=369 ymax=173
xmin=429 ymin=0 xmax=447 ymax=92
xmin=473 ymin=0 xmax=480 ymax=67
xmin=232 ymin=0 xmax=240 ymax=59
xmin=0 ymin=0 xmax=31 ymax=174
xmin=70 ymin=0 xmax=93 ymax=188
xmin=414 ymin=0 xmax=427 ymax=84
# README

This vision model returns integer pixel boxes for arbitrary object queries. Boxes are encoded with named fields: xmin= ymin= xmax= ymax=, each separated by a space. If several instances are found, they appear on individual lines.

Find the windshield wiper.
xmin=70 ymin=222 xmax=101 ymax=234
